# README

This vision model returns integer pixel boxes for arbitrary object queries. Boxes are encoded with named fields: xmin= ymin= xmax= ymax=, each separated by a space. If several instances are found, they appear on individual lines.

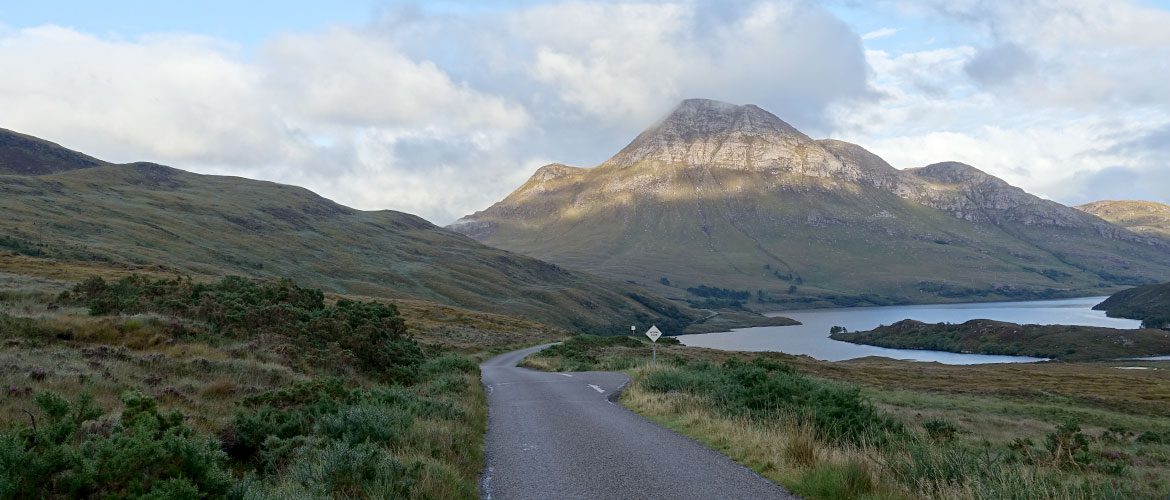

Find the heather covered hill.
xmin=453 ymin=99 xmax=1170 ymax=308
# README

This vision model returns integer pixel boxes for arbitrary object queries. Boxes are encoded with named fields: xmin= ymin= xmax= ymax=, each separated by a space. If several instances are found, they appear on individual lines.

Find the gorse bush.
xmin=226 ymin=374 xmax=475 ymax=498
xmin=0 ymin=391 xmax=231 ymax=499
xmin=2 ymin=353 xmax=483 ymax=499
xmin=66 ymin=274 xmax=424 ymax=382
xmin=642 ymin=358 xmax=902 ymax=444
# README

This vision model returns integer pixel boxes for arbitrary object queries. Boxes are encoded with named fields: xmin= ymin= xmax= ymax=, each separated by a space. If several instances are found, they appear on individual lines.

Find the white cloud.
xmin=862 ymin=27 xmax=898 ymax=40
xmin=0 ymin=24 xmax=534 ymax=224
xmin=0 ymin=26 xmax=290 ymax=165
xmin=510 ymin=0 xmax=872 ymax=131
xmin=264 ymin=29 xmax=530 ymax=134
xmin=828 ymin=0 xmax=1170 ymax=207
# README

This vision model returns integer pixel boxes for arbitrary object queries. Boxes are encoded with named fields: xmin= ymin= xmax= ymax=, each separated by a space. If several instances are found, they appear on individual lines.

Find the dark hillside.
xmin=0 ymin=128 xmax=108 ymax=175
xmin=1096 ymin=283 xmax=1170 ymax=329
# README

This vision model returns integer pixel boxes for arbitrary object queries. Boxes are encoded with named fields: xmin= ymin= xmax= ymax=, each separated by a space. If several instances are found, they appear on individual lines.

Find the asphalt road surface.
xmin=480 ymin=344 xmax=796 ymax=500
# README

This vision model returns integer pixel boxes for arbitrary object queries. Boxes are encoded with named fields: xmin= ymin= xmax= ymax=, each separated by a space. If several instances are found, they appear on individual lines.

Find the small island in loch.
xmin=830 ymin=318 xmax=1170 ymax=362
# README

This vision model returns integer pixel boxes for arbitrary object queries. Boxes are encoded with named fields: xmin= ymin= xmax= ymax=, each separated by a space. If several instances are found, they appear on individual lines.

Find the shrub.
xmin=923 ymin=419 xmax=959 ymax=442
xmin=539 ymin=335 xmax=647 ymax=369
xmin=288 ymin=441 xmax=421 ymax=498
xmin=1045 ymin=421 xmax=1090 ymax=469
xmin=67 ymin=275 xmax=424 ymax=382
xmin=0 ymin=391 xmax=230 ymax=498
xmin=419 ymin=354 xmax=478 ymax=380
xmin=641 ymin=358 xmax=902 ymax=444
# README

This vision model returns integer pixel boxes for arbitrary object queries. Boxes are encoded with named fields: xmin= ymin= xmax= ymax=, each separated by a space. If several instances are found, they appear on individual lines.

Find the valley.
xmin=2 ymin=110 xmax=1169 ymax=499
xmin=5 ymin=3 xmax=1170 ymax=499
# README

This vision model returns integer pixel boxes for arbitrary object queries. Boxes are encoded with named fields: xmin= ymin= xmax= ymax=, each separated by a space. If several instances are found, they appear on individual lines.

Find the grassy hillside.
xmin=0 ymin=161 xmax=715 ymax=334
xmin=830 ymin=319 xmax=1170 ymax=361
xmin=1096 ymin=283 xmax=1170 ymax=329
xmin=524 ymin=337 xmax=1170 ymax=499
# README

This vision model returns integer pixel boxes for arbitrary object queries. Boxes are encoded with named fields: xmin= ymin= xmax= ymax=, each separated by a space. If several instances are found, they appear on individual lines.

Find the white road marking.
xmin=558 ymin=373 xmax=573 ymax=377
xmin=481 ymin=466 xmax=493 ymax=500
xmin=607 ymin=379 xmax=630 ymax=406
xmin=588 ymin=384 xmax=605 ymax=393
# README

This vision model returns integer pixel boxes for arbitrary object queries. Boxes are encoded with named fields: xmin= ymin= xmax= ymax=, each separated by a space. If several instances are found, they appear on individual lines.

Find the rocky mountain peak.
xmin=598 ymin=98 xmax=813 ymax=170
xmin=907 ymin=162 xmax=1005 ymax=187
xmin=529 ymin=163 xmax=585 ymax=182
xmin=659 ymin=98 xmax=807 ymax=141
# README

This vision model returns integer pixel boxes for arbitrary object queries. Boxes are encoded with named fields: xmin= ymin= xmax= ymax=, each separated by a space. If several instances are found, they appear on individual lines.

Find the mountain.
xmin=0 ymin=133 xmax=711 ymax=334
xmin=0 ymin=128 xmax=108 ymax=175
xmin=1095 ymin=282 xmax=1170 ymax=329
xmin=1078 ymin=200 xmax=1170 ymax=240
xmin=452 ymin=98 xmax=1170 ymax=308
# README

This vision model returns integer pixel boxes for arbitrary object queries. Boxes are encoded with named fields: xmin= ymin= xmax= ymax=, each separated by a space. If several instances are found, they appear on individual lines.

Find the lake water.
xmin=680 ymin=297 xmax=1143 ymax=364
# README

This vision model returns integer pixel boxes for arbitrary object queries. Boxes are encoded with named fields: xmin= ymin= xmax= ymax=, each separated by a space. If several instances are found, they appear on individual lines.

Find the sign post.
xmin=645 ymin=325 xmax=662 ymax=366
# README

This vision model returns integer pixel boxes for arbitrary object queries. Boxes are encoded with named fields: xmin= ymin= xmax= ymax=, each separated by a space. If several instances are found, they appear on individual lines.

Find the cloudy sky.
xmin=1 ymin=0 xmax=1168 ymax=224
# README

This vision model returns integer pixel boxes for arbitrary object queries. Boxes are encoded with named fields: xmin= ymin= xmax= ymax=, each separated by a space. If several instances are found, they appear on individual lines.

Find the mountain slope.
xmin=1078 ymin=200 xmax=1170 ymax=239
xmin=452 ymin=99 xmax=1170 ymax=307
xmin=0 ymin=146 xmax=707 ymax=334
xmin=0 ymin=128 xmax=108 ymax=175
xmin=1095 ymin=282 xmax=1170 ymax=329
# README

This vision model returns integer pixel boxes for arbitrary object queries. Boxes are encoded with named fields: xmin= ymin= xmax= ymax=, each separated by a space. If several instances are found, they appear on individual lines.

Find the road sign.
xmin=645 ymin=325 xmax=662 ymax=342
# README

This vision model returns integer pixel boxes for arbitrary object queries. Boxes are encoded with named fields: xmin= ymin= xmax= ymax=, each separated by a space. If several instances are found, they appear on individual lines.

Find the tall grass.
xmin=618 ymin=360 xmax=1170 ymax=499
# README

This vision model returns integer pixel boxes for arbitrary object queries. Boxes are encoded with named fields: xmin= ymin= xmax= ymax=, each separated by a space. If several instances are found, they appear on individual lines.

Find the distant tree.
xmin=829 ymin=325 xmax=848 ymax=335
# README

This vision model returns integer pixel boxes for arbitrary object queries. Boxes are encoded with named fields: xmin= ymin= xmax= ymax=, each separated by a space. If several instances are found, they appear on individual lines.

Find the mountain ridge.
xmin=452 ymin=98 xmax=1170 ymax=308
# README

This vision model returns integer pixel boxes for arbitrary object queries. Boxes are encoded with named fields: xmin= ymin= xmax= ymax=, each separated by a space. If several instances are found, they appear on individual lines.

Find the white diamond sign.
xmin=645 ymin=325 xmax=662 ymax=342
